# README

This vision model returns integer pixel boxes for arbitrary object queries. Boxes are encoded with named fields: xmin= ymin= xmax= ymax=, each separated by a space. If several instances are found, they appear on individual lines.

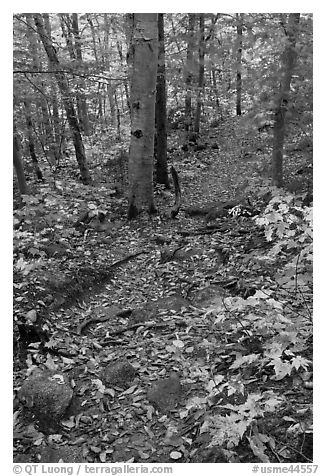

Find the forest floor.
xmin=13 ymin=117 xmax=313 ymax=464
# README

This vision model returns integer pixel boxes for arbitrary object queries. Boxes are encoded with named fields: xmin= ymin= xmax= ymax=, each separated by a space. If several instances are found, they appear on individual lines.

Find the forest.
xmin=13 ymin=13 xmax=313 ymax=465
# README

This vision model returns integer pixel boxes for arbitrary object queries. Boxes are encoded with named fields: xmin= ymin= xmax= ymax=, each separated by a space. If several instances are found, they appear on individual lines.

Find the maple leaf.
xmin=230 ymin=354 xmax=259 ymax=370
xmin=291 ymin=356 xmax=310 ymax=371
xmin=265 ymin=228 xmax=273 ymax=241
xmin=269 ymin=359 xmax=293 ymax=380
xmin=248 ymin=432 xmax=270 ymax=462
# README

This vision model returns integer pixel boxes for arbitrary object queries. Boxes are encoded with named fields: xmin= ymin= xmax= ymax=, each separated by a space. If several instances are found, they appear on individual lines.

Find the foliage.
xmin=13 ymin=12 xmax=312 ymax=464
xmin=14 ymin=153 xmax=313 ymax=463
xmin=255 ymin=189 xmax=313 ymax=291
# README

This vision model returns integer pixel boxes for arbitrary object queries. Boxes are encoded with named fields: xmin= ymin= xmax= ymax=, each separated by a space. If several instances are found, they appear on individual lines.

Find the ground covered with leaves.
xmin=13 ymin=118 xmax=313 ymax=464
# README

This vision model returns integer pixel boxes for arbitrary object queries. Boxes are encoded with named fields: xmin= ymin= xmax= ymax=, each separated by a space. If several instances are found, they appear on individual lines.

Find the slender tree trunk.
xmin=25 ymin=14 xmax=59 ymax=164
xmin=207 ymin=16 xmax=220 ymax=113
xmin=13 ymin=129 xmax=28 ymax=196
xmin=103 ymin=15 xmax=116 ymax=127
xmin=71 ymin=13 xmax=91 ymax=136
xmin=87 ymin=15 xmax=99 ymax=64
xmin=87 ymin=14 xmax=105 ymax=125
xmin=155 ymin=13 xmax=169 ymax=188
xmin=44 ymin=14 xmax=65 ymax=159
xmin=128 ymin=13 xmax=158 ymax=219
xmin=211 ymin=69 xmax=220 ymax=109
xmin=114 ymin=92 xmax=121 ymax=140
xmin=34 ymin=13 xmax=91 ymax=184
xmin=60 ymin=14 xmax=88 ymax=134
xmin=236 ymin=13 xmax=243 ymax=116
xmin=171 ymin=16 xmax=183 ymax=56
xmin=116 ymin=40 xmax=130 ymax=113
xmin=194 ymin=14 xmax=206 ymax=135
xmin=97 ymin=86 xmax=103 ymax=118
xmin=184 ymin=14 xmax=196 ymax=140
xmin=51 ymin=86 xmax=62 ymax=152
xmin=272 ymin=13 xmax=300 ymax=187
xmin=58 ymin=14 xmax=76 ymax=58
xmin=107 ymin=85 xmax=117 ymax=127
xmin=23 ymin=99 xmax=43 ymax=180
xmin=103 ymin=14 xmax=110 ymax=67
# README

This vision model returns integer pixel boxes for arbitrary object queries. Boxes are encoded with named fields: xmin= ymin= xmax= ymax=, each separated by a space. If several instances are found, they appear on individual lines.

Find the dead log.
xmin=184 ymin=200 xmax=241 ymax=222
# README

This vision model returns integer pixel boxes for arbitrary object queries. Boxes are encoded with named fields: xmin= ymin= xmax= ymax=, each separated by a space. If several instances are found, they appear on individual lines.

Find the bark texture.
xmin=25 ymin=14 xmax=60 ymax=164
xmin=155 ymin=13 xmax=169 ymax=188
xmin=128 ymin=14 xmax=158 ymax=219
xmin=24 ymin=99 xmax=43 ymax=180
xmin=272 ymin=14 xmax=300 ymax=187
xmin=236 ymin=13 xmax=243 ymax=116
xmin=34 ymin=13 xmax=91 ymax=184
xmin=13 ymin=130 xmax=28 ymax=196
xmin=184 ymin=14 xmax=196 ymax=138
xmin=194 ymin=14 xmax=206 ymax=134
xmin=71 ymin=13 xmax=91 ymax=136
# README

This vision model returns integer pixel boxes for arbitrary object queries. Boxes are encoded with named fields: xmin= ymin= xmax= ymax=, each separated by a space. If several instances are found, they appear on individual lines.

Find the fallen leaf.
xmin=122 ymin=384 xmax=138 ymax=395
xmin=173 ymin=340 xmax=184 ymax=348
xmin=139 ymin=451 xmax=150 ymax=459
xmin=170 ymin=451 xmax=182 ymax=460
xmin=90 ymin=446 xmax=102 ymax=454
xmin=99 ymin=452 xmax=107 ymax=462
xmin=45 ymin=354 xmax=57 ymax=370
xmin=26 ymin=309 xmax=37 ymax=323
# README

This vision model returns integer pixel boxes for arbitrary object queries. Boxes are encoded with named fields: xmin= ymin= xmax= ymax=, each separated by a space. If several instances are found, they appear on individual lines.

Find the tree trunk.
xmin=51 ymin=86 xmax=62 ymax=153
xmin=116 ymin=40 xmax=130 ymax=113
xmin=211 ymin=69 xmax=220 ymax=110
xmin=87 ymin=14 xmax=107 ymax=124
xmin=236 ymin=13 xmax=243 ymax=116
xmin=87 ymin=14 xmax=99 ymax=64
xmin=272 ymin=13 xmax=300 ymax=187
xmin=114 ymin=92 xmax=121 ymax=140
xmin=60 ymin=14 xmax=87 ymax=134
xmin=107 ymin=85 xmax=117 ymax=127
xmin=25 ymin=14 xmax=59 ymax=165
xmin=23 ymin=99 xmax=43 ymax=181
xmin=127 ymin=14 xmax=158 ymax=219
xmin=184 ymin=14 xmax=196 ymax=139
xmin=44 ymin=14 xmax=66 ymax=159
xmin=71 ymin=14 xmax=91 ymax=136
xmin=34 ymin=13 xmax=91 ymax=184
xmin=194 ymin=14 xmax=206 ymax=135
xmin=208 ymin=16 xmax=220 ymax=113
xmin=13 ymin=129 xmax=28 ymax=196
xmin=102 ymin=14 xmax=117 ymax=128
xmin=155 ymin=13 xmax=169 ymax=188
xmin=170 ymin=166 xmax=181 ymax=218
xmin=58 ymin=14 xmax=75 ymax=58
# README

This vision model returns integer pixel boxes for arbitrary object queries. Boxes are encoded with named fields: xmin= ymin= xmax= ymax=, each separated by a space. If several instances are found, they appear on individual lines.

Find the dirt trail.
xmin=14 ymin=129 xmax=312 ymax=464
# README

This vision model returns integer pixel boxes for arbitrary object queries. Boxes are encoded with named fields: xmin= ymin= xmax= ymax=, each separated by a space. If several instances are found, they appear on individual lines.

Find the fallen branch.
xmin=100 ymin=319 xmax=188 ymax=344
xmin=108 ymin=250 xmax=147 ymax=269
xmin=178 ymin=228 xmax=223 ymax=236
xmin=170 ymin=166 xmax=181 ymax=218
xmin=77 ymin=308 xmax=132 ymax=335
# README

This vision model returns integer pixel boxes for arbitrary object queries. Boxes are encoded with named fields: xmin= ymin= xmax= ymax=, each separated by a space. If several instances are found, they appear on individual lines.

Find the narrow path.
xmin=14 ymin=127 xmax=312 ymax=464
